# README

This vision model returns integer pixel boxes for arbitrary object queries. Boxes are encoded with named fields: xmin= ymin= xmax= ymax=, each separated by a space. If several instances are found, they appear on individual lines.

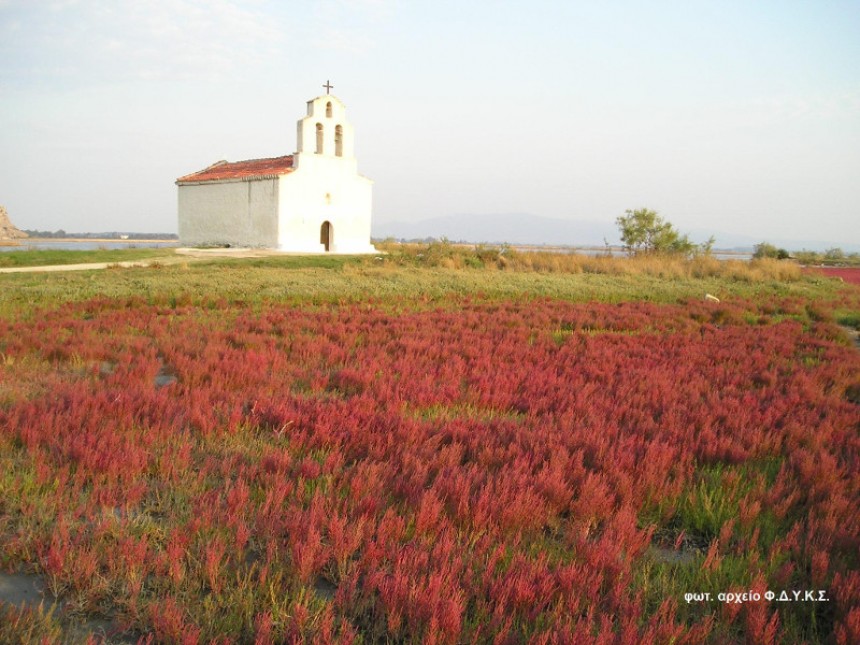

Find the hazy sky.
xmin=1 ymin=0 xmax=858 ymax=245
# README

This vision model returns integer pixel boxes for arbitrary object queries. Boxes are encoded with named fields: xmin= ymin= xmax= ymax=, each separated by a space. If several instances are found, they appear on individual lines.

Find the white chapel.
xmin=176 ymin=87 xmax=376 ymax=253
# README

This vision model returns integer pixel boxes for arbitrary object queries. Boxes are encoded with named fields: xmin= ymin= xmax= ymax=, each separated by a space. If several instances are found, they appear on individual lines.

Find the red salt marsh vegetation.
xmin=810 ymin=267 xmax=860 ymax=286
xmin=0 ymin=251 xmax=859 ymax=643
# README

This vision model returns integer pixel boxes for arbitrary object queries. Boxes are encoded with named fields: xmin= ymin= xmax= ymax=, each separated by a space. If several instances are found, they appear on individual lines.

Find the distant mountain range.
xmin=372 ymin=213 xmax=860 ymax=253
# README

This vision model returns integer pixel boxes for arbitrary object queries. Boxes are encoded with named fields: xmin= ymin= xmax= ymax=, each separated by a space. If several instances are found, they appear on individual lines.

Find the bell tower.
xmin=277 ymin=82 xmax=374 ymax=254
xmin=296 ymin=93 xmax=355 ymax=161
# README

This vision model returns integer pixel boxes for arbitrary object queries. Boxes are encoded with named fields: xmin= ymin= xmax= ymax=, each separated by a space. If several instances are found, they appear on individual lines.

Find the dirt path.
xmin=0 ymin=260 xmax=161 ymax=274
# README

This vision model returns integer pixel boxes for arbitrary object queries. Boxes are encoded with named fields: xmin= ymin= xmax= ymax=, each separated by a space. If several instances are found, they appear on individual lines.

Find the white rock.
xmin=0 ymin=205 xmax=28 ymax=240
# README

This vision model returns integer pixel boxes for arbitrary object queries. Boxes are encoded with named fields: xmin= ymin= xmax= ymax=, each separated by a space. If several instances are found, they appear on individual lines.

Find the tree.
xmin=753 ymin=242 xmax=790 ymax=260
xmin=616 ymin=208 xmax=699 ymax=257
xmin=824 ymin=247 xmax=845 ymax=261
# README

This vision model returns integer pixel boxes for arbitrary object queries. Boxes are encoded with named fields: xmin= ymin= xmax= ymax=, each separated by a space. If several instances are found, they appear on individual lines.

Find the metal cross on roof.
xmin=323 ymin=80 xmax=334 ymax=95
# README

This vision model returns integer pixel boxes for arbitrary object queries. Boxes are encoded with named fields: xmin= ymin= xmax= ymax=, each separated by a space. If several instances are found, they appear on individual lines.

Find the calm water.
xmin=514 ymin=246 xmax=752 ymax=261
xmin=0 ymin=241 xmax=179 ymax=252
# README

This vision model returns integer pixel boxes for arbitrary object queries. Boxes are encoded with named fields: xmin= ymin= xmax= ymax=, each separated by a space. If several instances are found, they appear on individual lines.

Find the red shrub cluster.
xmin=808 ymin=267 xmax=860 ymax=286
xmin=0 ymin=296 xmax=857 ymax=643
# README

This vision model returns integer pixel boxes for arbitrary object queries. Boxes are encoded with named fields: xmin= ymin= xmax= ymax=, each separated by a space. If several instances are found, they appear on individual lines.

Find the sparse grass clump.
xmin=0 ymin=602 xmax=64 ymax=644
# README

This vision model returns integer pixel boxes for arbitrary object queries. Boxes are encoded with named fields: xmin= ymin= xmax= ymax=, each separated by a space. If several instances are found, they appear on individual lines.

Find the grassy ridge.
xmin=0 ymin=245 xmax=852 ymax=319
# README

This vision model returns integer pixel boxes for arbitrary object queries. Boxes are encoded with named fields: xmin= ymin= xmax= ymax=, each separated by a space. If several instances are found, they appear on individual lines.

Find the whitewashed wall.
xmin=277 ymin=153 xmax=374 ymax=253
xmin=178 ymin=178 xmax=279 ymax=247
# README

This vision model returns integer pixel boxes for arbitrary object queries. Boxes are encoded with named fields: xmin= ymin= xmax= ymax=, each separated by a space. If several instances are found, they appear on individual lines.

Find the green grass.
xmin=835 ymin=309 xmax=860 ymax=330
xmin=0 ymin=247 xmax=176 ymax=268
xmin=633 ymin=455 xmax=840 ymax=643
xmin=203 ymin=254 xmax=369 ymax=270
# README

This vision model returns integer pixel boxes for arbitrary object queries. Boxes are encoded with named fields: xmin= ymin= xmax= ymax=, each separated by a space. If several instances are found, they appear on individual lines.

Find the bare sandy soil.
xmin=0 ymin=570 xmax=46 ymax=610
xmin=0 ymin=260 xmax=161 ymax=274
xmin=0 ymin=569 xmax=137 ymax=642
xmin=174 ymin=246 xmax=298 ymax=258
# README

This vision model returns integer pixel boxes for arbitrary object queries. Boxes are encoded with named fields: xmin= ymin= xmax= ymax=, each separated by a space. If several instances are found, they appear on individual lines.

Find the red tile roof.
xmin=176 ymin=155 xmax=295 ymax=183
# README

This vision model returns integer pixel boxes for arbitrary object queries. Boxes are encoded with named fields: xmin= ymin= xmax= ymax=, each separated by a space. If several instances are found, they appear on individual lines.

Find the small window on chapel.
xmin=335 ymin=125 xmax=343 ymax=157
xmin=315 ymin=123 xmax=324 ymax=154
xmin=326 ymin=102 xmax=332 ymax=118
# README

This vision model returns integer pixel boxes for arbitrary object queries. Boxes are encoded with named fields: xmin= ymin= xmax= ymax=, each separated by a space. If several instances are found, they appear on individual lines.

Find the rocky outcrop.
xmin=0 ymin=205 xmax=28 ymax=240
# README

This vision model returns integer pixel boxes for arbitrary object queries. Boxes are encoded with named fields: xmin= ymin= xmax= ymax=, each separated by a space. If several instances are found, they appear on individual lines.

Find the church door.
xmin=320 ymin=221 xmax=333 ymax=252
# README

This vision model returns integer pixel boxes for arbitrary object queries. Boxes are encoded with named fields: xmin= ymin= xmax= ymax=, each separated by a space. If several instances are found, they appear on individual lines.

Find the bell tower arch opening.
xmin=315 ymin=123 xmax=324 ymax=154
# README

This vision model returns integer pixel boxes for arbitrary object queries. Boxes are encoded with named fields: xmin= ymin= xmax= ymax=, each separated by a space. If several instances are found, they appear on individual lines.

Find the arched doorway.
xmin=320 ymin=221 xmax=333 ymax=252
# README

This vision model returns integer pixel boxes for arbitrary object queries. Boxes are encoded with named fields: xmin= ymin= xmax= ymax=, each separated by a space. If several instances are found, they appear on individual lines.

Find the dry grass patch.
xmin=374 ymin=241 xmax=805 ymax=282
